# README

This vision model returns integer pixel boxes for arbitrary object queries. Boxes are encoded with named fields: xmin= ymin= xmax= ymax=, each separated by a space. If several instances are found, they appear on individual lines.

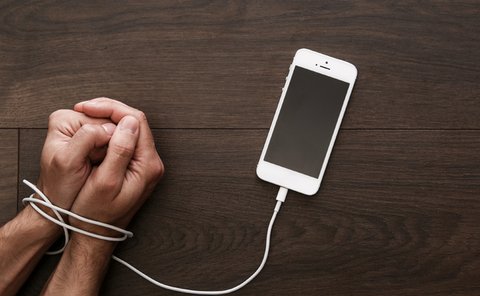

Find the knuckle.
xmin=50 ymin=152 xmax=71 ymax=171
xmin=93 ymin=175 xmax=121 ymax=194
xmin=110 ymin=142 xmax=135 ymax=159
xmin=80 ymin=123 xmax=96 ymax=132
xmin=49 ymin=109 xmax=65 ymax=120
xmin=136 ymin=110 xmax=147 ymax=122
xmin=72 ymin=124 xmax=104 ymax=145
xmin=48 ymin=109 xmax=69 ymax=127
xmin=77 ymin=123 xmax=103 ymax=136
xmin=149 ymin=157 xmax=165 ymax=182
xmin=78 ymin=123 xmax=100 ymax=137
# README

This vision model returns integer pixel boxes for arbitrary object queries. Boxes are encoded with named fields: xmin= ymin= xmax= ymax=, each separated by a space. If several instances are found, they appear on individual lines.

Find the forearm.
xmin=0 ymin=205 xmax=61 ymax=296
xmin=41 ymin=233 xmax=117 ymax=296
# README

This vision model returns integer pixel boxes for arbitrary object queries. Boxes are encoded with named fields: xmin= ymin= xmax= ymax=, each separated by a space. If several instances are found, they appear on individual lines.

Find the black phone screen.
xmin=264 ymin=66 xmax=350 ymax=178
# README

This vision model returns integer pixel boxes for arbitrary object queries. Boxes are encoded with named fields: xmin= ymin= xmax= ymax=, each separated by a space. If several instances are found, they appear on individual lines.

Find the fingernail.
xmin=119 ymin=116 xmax=138 ymax=134
xmin=74 ymin=101 xmax=87 ymax=110
xmin=76 ymin=100 xmax=88 ymax=106
xmin=102 ymin=123 xmax=116 ymax=135
xmin=85 ymin=101 xmax=98 ymax=106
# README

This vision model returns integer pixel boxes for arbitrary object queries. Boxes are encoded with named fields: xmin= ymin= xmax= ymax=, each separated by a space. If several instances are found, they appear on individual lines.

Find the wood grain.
xmin=17 ymin=129 xmax=480 ymax=296
xmin=4 ymin=1 xmax=480 ymax=295
xmin=1 ymin=0 xmax=479 ymax=129
xmin=0 ymin=129 xmax=17 ymax=226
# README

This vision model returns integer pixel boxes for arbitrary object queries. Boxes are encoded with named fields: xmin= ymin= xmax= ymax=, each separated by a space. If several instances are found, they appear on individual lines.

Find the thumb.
xmin=95 ymin=116 xmax=140 ymax=191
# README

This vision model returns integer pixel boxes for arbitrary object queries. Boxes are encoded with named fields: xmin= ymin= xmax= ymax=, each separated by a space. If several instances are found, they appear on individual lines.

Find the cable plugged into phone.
xmin=275 ymin=187 xmax=288 ymax=212
xmin=22 ymin=180 xmax=289 ymax=295
xmin=276 ymin=187 xmax=288 ymax=202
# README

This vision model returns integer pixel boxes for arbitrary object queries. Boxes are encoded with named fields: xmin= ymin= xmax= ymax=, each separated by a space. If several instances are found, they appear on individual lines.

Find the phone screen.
xmin=265 ymin=66 xmax=350 ymax=178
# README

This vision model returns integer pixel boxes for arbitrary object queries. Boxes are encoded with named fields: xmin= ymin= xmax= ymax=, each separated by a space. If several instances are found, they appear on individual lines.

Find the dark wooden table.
xmin=1 ymin=1 xmax=479 ymax=295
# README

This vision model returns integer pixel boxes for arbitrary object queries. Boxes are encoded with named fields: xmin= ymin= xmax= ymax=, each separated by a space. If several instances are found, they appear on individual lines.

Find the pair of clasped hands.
xmin=0 ymin=98 xmax=163 ymax=296
xmin=39 ymin=97 xmax=164 ymax=235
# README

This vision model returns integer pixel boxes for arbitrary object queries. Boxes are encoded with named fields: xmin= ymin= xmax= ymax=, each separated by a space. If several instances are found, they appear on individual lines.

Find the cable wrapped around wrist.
xmin=22 ymin=179 xmax=133 ymax=254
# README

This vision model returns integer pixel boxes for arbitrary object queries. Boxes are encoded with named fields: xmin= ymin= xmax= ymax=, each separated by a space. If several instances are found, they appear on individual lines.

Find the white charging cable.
xmin=22 ymin=179 xmax=288 ymax=295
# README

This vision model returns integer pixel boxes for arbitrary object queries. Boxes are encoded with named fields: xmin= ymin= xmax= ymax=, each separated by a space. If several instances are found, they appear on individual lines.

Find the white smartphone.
xmin=257 ymin=48 xmax=357 ymax=195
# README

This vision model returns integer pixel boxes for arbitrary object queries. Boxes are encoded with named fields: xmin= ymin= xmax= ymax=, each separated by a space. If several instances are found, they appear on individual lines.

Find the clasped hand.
xmin=37 ymin=97 xmax=164 ymax=236
xmin=0 ymin=98 xmax=164 ymax=296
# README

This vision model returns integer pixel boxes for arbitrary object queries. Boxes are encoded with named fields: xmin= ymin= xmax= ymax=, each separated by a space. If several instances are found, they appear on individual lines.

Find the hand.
xmin=70 ymin=98 xmax=164 ymax=233
xmin=39 ymin=99 xmax=164 ymax=296
xmin=37 ymin=109 xmax=116 ymax=211
xmin=0 ymin=109 xmax=116 ymax=296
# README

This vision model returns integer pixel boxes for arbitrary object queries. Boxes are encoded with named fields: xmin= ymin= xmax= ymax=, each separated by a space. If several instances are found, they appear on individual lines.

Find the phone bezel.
xmin=256 ymin=48 xmax=357 ymax=195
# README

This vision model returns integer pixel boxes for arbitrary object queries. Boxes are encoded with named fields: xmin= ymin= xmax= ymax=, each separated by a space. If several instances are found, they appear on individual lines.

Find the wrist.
xmin=69 ymin=210 xmax=130 ymax=245
xmin=21 ymin=205 xmax=62 ymax=242
xmin=62 ymin=233 xmax=117 ymax=279
xmin=28 ymin=192 xmax=69 ymax=220
xmin=41 ymin=233 xmax=116 ymax=296
xmin=69 ymin=232 xmax=117 ymax=255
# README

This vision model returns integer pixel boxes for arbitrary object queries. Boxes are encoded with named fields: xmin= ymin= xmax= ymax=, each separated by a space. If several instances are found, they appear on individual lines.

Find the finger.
xmin=88 ymin=122 xmax=116 ymax=163
xmin=73 ymin=98 xmax=156 ymax=156
xmin=96 ymin=115 xmax=140 ymax=189
xmin=74 ymin=97 xmax=127 ymax=113
xmin=88 ymin=122 xmax=115 ymax=163
xmin=74 ymin=98 xmax=146 ymax=127
xmin=66 ymin=123 xmax=115 ymax=165
xmin=73 ymin=101 xmax=88 ymax=111
xmin=48 ymin=109 xmax=113 ymax=134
